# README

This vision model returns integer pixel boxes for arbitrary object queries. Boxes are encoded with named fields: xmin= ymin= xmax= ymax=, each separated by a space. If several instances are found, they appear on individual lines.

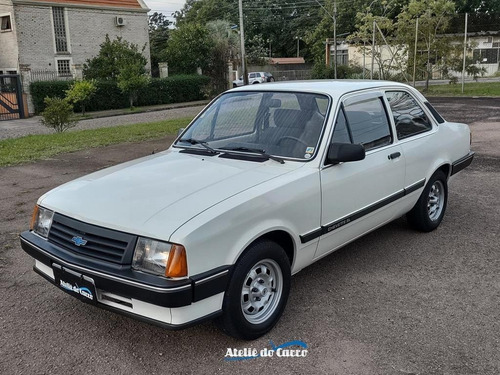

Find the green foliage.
xmin=0 ymin=118 xmax=192 ymax=167
xmin=83 ymin=35 xmax=148 ymax=80
xmin=311 ymin=62 xmax=364 ymax=79
xmin=40 ymin=97 xmax=78 ymax=133
xmin=149 ymin=12 xmax=171 ymax=77
xmin=65 ymin=79 xmax=97 ymax=115
xmin=205 ymin=20 xmax=239 ymax=95
xmin=421 ymin=82 xmax=500 ymax=97
xmin=30 ymin=81 xmax=72 ymax=113
xmin=117 ymin=63 xmax=150 ymax=108
xmin=166 ymin=23 xmax=214 ymax=74
xmin=31 ymin=75 xmax=210 ymax=113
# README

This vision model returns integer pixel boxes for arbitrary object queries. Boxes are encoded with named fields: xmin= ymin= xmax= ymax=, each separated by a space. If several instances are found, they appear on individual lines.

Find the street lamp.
xmin=295 ymin=36 xmax=301 ymax=57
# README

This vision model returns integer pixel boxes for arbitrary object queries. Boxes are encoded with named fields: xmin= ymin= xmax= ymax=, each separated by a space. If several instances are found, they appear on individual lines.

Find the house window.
xmin=1 ymin=15 xmax=12 ymax=31
xmin=57 ymin=59 xmax=71 ymax=76
xmin=473 ymin=49 xmax=499 ymax=64
xmin=52 ymin=7 xmax=68 ymax=52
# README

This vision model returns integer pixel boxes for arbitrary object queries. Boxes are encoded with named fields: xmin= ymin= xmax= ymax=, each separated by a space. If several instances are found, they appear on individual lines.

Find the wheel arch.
xmin=237 ymin=229 xmax=296 ymax=269
xmin=436 ymin=163 xmax=451 ymax=179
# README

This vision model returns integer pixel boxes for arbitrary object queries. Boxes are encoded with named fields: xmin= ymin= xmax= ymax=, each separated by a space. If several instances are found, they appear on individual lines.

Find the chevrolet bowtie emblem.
xmin=71 ymin=236 xmax=88 ymax=246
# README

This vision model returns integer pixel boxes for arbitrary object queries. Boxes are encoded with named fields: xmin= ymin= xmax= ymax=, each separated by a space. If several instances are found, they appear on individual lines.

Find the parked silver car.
xmin=233 ymin=72 xmax=275 ymax=87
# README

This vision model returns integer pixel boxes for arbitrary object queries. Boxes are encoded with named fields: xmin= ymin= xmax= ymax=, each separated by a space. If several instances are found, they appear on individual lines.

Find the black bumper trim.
xmin=21 ymin=232 xmax=231 ymax=309
xmin=451 ymin=151 xmax=474 ymax=176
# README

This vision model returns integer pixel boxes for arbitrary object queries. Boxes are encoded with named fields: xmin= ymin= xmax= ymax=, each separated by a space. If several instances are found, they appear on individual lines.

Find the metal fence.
xmin=273 ymin=70 xmax=312 ymax=81
xmin=0 ymin=74 xmax=26 ymax=120
xmin=29 ymin=70 xmax=74 ymax=82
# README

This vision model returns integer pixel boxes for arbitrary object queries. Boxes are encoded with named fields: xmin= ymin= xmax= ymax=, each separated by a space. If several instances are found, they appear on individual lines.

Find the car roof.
xmin=230 ymin=80 xmax=423 ymax=100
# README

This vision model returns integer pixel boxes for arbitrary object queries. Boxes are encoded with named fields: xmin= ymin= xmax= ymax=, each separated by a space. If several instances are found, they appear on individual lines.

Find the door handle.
xmin=388 ymin=152 xmax=401 ymax=160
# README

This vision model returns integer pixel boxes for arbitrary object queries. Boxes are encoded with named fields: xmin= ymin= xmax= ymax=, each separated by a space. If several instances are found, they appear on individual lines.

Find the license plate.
xmin=52 ymin=264 xmax=97 ymax=305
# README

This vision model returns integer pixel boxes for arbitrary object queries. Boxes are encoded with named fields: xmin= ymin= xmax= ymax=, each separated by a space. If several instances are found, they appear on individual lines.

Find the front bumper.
xmin=20 ymin=231 xmax=230 ymax=327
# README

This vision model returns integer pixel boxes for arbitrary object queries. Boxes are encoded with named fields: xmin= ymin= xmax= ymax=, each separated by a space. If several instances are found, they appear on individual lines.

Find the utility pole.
xmin=238 ymin=0 xmax=248 ymax=85
xmin=461 ymin=13 xmax=468 ymax=94
xmin=371 ymin=20 xmax=375 ymax=79
xmin=333 ymin=0 xmax=337 ymax=79
xmin=413 ymin=18 xmax=419 ymax=87
xmin=314 ymin=0 xmax=336 ymax=77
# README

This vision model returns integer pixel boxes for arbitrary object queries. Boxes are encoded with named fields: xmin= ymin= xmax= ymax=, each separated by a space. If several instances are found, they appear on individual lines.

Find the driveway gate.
xmin=0 ymin=74 xmax=25 ymax=120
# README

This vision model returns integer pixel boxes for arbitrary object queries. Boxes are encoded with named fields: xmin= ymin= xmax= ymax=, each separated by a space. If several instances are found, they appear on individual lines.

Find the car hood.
xmin=39 ymin=149 xmax=300 ymax=239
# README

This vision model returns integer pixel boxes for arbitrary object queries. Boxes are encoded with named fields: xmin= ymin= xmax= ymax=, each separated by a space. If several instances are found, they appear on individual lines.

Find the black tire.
xmin=232 ymin=83 xmax=237 ymax=88
xmin=269 ymin=77 xmax=275 ymax=82
xmin=407 ymin=170 xmax=448 ymax=232
xmin=218 ymin=240 xmax=291 ymax=340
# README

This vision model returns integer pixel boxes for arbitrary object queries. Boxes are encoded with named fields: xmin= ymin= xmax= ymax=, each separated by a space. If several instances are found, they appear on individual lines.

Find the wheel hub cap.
xmin=241 ymin=259 xmax=283 ymax=324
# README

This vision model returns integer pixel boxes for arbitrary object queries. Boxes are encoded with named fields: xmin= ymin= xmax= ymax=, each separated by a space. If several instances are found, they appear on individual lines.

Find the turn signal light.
xmin=165 ymin=245 xmax=188 ymax=278
xmin=30 ymin=205 xmax=39 ymax=231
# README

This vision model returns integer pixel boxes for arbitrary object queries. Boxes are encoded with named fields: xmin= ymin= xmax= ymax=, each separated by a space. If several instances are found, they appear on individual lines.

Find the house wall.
xmin=0 ymin=1 xmax=19 ymax=72
xmin=13 ymin=3 xmax=150 ymax=72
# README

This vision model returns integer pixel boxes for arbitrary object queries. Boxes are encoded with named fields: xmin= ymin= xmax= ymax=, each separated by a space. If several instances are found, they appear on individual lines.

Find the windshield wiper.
xmin=178 ymin=138 xmax=218 ymax=154
xmin=220 ymin=146 xmax=285 ymax=164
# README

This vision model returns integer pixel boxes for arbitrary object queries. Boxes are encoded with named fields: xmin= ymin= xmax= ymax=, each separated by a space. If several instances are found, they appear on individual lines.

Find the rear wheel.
xmin=407 ymin=170 xmax=448 ymax=232
xmin=218 ymin=240 xmax=291 ymax=340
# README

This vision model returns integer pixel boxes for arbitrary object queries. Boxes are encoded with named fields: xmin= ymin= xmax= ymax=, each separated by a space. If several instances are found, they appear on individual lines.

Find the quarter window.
xmin=331 ymin=108 xmax=351 ymax=144
xmin=386 ymin=91 xmax=432 ymax=139
xmin=343 ymin=97 xmax=392 ymax=151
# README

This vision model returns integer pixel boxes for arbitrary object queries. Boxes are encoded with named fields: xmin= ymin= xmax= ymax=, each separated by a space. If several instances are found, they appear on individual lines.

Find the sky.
xmin=143 ymin=0 xmax=186 ymax=19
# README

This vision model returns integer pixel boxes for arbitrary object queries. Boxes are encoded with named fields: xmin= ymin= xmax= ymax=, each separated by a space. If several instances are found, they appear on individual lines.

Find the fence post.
xmin=19 ymin=64 xmax=34 ymax=116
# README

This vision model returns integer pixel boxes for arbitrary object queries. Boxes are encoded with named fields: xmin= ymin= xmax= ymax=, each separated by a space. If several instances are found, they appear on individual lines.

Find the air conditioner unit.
xmin=115 ymin=16 xmax=126 ymax=26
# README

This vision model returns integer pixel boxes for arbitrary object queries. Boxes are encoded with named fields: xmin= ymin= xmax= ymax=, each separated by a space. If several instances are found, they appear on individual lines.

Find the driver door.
xmin=315 ymin=92 xmax=406 ymax=259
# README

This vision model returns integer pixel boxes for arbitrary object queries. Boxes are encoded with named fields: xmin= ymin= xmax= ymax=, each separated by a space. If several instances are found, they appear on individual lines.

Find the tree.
xmin=40 ymin=97 xmax=78 ymax=133
xmin=396 ymin=0 xmax=455 ymax=89
xmin=65 ymin=79 xmax=97 ymax=115
xmin=165 ymin=23 xmax=214 ymax=74
xmin=83 ymin=35 xmax=147 ymax=80
xmin=117 ymin=63 xmax=149 ymax=108
xmin=205 ymin=20 xmax=239 ymax=94
xmin=347 ymin=1 xmax=409 ymax=81
xmin=149 ymin=12 xmax=171 ymax=77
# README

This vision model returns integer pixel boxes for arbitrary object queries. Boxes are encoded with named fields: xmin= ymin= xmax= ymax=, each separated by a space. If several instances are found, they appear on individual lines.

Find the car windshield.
xmin=175 ymin=91 xmax=329 ymax=160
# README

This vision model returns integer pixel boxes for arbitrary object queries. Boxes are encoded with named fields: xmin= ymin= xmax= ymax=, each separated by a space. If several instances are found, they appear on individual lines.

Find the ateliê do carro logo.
xmin=224 ymin=340 xmax=308 ymax=361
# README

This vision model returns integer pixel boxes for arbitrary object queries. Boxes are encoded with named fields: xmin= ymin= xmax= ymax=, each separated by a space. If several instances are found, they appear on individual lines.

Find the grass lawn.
xmin=0 ymin=117 xmax=192 ymax=167
xmin=420 ymin=81 xmax=500 ymax=96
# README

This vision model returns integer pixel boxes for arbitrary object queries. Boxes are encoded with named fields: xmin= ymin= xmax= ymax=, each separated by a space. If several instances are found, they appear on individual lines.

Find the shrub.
xmin=40 ymin=97 xmax=78 ymax=133
xmin=65 ymin=79 xmax=97 ymax=115
xmin=31 ymin=75 xmax=210 ymax=113
xmin=30 ymin=81 xmax=73 ymax=114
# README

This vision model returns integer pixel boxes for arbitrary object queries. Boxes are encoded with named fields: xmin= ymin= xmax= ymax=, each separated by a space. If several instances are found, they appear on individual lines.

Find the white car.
xmin=233 ymin=71 xmax=274 ymax=87
xmin=21 ymin=81 xmax=474 ymax=340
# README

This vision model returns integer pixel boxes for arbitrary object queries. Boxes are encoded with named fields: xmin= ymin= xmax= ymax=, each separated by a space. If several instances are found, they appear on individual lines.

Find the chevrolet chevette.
xmin=20 ymin=81 xmax=474 ymax=339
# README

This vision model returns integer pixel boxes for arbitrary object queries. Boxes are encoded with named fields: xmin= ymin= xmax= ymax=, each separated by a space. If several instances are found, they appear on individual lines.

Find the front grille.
xmin=48 ymin=213 xmax=137 ymax=264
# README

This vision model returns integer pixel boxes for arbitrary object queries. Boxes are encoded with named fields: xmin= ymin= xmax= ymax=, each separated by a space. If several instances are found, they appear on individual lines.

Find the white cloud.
xmin=143 ymin=0 xmax=186 ymax=17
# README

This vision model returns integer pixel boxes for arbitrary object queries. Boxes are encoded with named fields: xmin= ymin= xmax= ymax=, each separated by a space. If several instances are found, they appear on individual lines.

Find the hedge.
xmin=30 ymin=75 xmax=211 ymax=114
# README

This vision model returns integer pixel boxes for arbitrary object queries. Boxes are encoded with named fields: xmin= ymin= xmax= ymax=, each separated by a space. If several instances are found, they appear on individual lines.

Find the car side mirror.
xmin=326 ymin=143 xmax=365 ymax=165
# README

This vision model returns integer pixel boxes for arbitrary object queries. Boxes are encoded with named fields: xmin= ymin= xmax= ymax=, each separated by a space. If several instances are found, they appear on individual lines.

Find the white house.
xmin=0 ymin=0 xmax=151 ymax=76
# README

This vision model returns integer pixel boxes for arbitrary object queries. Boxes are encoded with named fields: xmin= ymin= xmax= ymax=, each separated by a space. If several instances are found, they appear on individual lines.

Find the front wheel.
xmin=218 ymin=240 xmax=291 ymax=340
xmin=407 ymin=170 xmax=448 ymax=232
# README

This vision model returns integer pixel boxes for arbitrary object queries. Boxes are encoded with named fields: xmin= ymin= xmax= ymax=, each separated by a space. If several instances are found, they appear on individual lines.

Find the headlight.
xmin=30 ymin=205 xmax=54 ymax=238
xmin=132 ymin=237 xmax=187 ymax=279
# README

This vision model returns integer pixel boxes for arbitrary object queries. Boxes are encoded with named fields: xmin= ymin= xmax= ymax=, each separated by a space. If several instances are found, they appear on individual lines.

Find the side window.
xmin=343 ymin=97 xmax=392 ymax=151
xmin=331 ymin=108 xmax=351 ymax=143
xmin=386 ymin=91 xmax=432 ymax=139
